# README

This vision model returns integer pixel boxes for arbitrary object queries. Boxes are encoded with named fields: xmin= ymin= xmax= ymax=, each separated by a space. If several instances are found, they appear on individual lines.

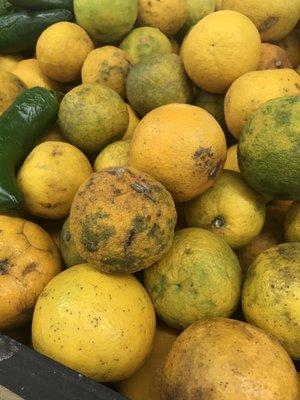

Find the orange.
xmin=129 ymin=104 xmax=227 ymax=202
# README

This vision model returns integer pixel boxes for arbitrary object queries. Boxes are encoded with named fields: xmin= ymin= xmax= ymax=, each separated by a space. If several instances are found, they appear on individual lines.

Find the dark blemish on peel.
xmin=211 ymin=216 xmax=226 ymax=229
xmin=258 ymin=16 xmax=279 ymax=33
xmin=131 ymin=182 xmax=156 ymax=202
xmin=0 ymin=258 xmax=9 ymax=274
xmin=51 ymin=149 xmax=63 ymax=157
xmin=22 ymin=262 xmax=38 ymax=276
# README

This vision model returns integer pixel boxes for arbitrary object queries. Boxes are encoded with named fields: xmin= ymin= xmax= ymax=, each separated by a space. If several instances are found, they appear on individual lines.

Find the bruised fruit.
xmin=162 ymin=318 xmax=299 ymax=400
xmin=0 ymin=216 xmax=61 ymax=330
xmin=129 ymin=104 xmax=227 ymax=202
xmin=60 ymin=217 xmax=85 ymax=268
xmin=70 ymin=167 xmax=177 ymax=273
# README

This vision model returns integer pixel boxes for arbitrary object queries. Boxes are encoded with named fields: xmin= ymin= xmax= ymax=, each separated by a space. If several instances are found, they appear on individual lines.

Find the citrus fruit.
xmin=0 ymin=70 xmax=26 ymax=114
xmin=36 ymin=22 xmax=94 ymax=83
xmin=74 ymin=0 xmax=137 ymax=43
xmin=126 ymin=53 xmax=192 ymax=116
xmin=221 ymin=0 xmax=300 ymax=41
xmin=32 ymin=263 xmax=156 ymax=382
xmin=81 ymin=46 xmax=131 ymax=98
xmin=224 ymin=68 xmax=300 ymax=138
xmin=277 ymin=30 xmax=300 ymax=68
xmin=119 ymin=27 xmax=172 ymax=65
xmin=70 ymin=167 xmax=177 ymax=273
xmin=238 ymin=95 xmax=300 ymax=200
xmin=224 ymin=144 xmax=239 ymax=172
xmin=137 ymin=0 xmax=187 ymax=36
xmin=185 ymin=170 xmax=266 ymax=248
xmin=242 ymin=242 xmax=300 ymax=359
xmin=123 ymin=104 xmax=140 ymax=140
xmin=162 ymin=318 xmax=299 ymax=400
xmin=285 ymin=202 xmax=300 ymax=242
xmin=17 ymin=142 xmax=93 ymax=219
xmin=182 ymin=10 xmax=261 ymax=93
xmin=235 ymin=205 xmax=285 ymax=274
xmin=94 ymin=140 xmax=131 ymax=171
xmin=182 ymin=0 xmax=216 ymax=31
xmin=257 ymin=43 xmax=292 ymax=70
xmin=0 ymin=215 xmax=61 ymax=330
xmin=144 ymin=228 xmax=242 ymax=329
xmin=117 ymin=322 xmax=178 ymax=400
xmin=129 ymin=104 xmax=227 ymax=202
xmin=60 ymin=217 xmax=85 ymax=268
xmin=58 ymin=83 xmax=129 ymax=154
xmin=11 ymin=59 xmax=61 ymax=91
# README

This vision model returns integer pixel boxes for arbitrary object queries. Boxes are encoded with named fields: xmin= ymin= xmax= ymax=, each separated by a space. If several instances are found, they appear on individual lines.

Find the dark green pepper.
xmin=0 ymin=9 xmax=73 ymax=53
xmin=9 ymin=0 xmax=73 ymax=11
xmin=0 ymin=87 xmax=59 ymax=214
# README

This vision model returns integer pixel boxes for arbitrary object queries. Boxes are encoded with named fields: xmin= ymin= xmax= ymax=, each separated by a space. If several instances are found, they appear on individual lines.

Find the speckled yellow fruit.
xmin=32 ymin=263 xmax=156 ymax=381
xmin=258 ymin=43 xmax=292 ymax=70
xmin=0 ymin=216 xmax=61 ymax=331
xmin=59 ymin=83 xmax=129 ymax=154
xmin=243 ymin=243 xmax=300 ymax=359
xmin=278 ymin=30 xmax=300 ymax=68
xmin=144 ymin=228 xmax=241 ymax=329
xmin=117 ymin=323 xmax=178 ymax=400
xmin=94 ymin=140 xmax=131 ymax=171
xmin=129 ymin=104 xmax=227 ymax=202
xmin=285 ymin=202 xmax=300 ymax=242
xmin=60 ymin=217 xmax=85 ymax=268
xmin=185 ymin=170 xmax=266 ymax=248
xmin=17 ymin=142 xmax=93 ymax=219
xmin=0 ymin=54 xmax=23 ymax=72
xmin=70 ymin=167 xmax=177 ymax=274
xmin=162 ymin=318 xmax=299 ymax=400
xmin=225 ymin=69 xmax=300 ymax=138
xmin=182 ymin=10 xmax=261 ymax=93
xmin=36 ymin=22 xmax=94 ymax=82
xmin=36 ymin=123 xmax=67 ymax=145
xmin=119 ymin=27 xmax=172 ymax=65
xmin=221 ymin=0 xmax=300 ymax=41
xmin=235 ymin=205 xmax=285 ymax=275
xmin=0 ymin=70 xmax=26 ymax=113
xmin=224 ymin=144 xmax=239 ymax=172
xmin=11 ymin=59 xmax=61 ymax=91
xmin=123 ymin=104 xmax=140 ymax=140
xmin=81 ymin=46 xmax=131 ymax=98
xmin=138 ymin=0 xmax=187 ymax=36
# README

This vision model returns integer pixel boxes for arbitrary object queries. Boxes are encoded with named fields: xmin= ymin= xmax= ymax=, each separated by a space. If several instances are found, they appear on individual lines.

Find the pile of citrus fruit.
xmin=0 ymin=0 xmax=300 ymax=398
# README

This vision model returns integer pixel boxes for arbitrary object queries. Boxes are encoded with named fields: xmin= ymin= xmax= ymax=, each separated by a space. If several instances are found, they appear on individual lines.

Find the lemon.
xmin=117 ymin=323 xmax=178 ymax=400
xmin=185 ymin=170 xmax=266 ymax=248
xmin=182 ymin=10 xmax=261 ymax=93
xmin=32 ymin=264 xmax=156 ymax=382
xmin=94 ymin=140 xmax=131 ymax=171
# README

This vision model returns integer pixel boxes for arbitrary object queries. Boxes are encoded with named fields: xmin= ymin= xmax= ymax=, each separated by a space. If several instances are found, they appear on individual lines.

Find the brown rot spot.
xmin=106 ymin=167 xmax=126 ymax=176
xmin=131 ymin=182 xmax=156 ymax=202
xmin=258 ymin=16 xmax=279 ymax=33
xmin=0 ymin=258 xmax=10 ymax=274
xmin=124 ymin=229 xmax=136 ymax=250
xmin=39 ymin=202 xmax=60 ymax=209
xmin=51 ymin=149 xmax=63 ymax=157
xmin=22 ymin=262 xmax=38 ymax=276
xmin=209 ymin=160 xmax=223 ymax=178
xmin=193 ymin=147 xmax=213 ymax=160
xmin=211 ymin=216 xmax=226 ymax=229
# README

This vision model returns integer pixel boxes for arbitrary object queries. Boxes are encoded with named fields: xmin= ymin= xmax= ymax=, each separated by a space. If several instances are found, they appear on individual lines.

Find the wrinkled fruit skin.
xmin=70 ymin=167 xmax=177 ymax=273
